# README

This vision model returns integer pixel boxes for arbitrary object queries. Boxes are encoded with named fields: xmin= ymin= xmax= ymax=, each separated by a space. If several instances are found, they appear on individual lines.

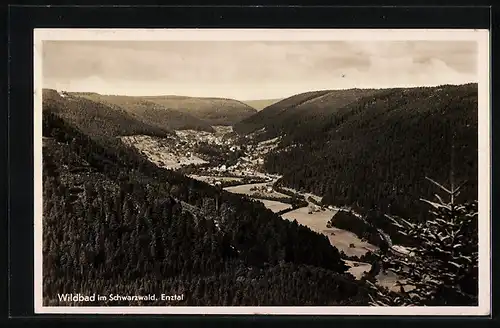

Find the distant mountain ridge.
xmin=45 ymin=89 xmax=260 ymax=135
xmin=143 ymin=95 xmax=258 ymax=126
xmin=233 ymin=88 xmax=380 ymax=138
xmin=42 ymin=89 xmax=172 ymax=138
xmin=73 ymin=93 xmax=216 ymax=133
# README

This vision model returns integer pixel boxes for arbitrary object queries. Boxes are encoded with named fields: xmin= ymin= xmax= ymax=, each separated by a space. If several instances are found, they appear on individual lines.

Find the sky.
xmin=42 ymin=40 xmax=478 ymax=100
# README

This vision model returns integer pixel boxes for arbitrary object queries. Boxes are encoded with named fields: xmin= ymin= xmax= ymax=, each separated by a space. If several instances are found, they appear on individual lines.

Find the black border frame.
xmin=5 ymin=4 xmax=497 ymax=327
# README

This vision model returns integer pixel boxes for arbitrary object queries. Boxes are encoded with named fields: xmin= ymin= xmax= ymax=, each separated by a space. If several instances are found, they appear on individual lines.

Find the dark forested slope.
xmin=42 ymin=111 xmax=370 ymax=306
xmin=263 ymin=84 xmax=478 ymax=244
xmin=233 ymin=88 xmax=380 ymax=140
xmin=143 ymin=95 xmax=258 ymax=126
xmin=74 ymin=93 xmax=216 ymax=132
xmin=43 ymin=89 xmax=171 ymax=138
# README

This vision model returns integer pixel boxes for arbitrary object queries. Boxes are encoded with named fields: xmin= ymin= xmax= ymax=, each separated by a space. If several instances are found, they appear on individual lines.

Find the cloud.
xmin=42 ymin=40 xmax=478 ymax=100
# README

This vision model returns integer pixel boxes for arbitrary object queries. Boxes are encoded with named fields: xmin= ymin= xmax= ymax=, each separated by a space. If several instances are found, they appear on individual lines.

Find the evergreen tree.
xmin=366 ymin=178 xmax=479 ymax=306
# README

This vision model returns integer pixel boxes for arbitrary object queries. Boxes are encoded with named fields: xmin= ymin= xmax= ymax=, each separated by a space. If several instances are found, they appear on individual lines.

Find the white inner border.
xmin=33 ymin=28 xmax=491 ymax=316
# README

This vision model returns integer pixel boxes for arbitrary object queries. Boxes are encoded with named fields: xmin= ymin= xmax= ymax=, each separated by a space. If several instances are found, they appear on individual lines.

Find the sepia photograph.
xmin=34 ymin=29 xmax=491 ymax=315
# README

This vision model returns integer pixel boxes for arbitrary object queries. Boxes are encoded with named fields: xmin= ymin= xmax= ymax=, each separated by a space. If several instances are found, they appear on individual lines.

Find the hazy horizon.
xmin=43 ymin=83 xmax=478 ymax=102
xmin=42 ymin=40 xmax=478 ymax=100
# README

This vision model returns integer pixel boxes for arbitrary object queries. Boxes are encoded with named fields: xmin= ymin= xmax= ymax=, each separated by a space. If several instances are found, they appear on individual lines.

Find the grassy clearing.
xmin=282 ymin=207 xmax=379 ymax=257
xmin=253 ymin=198 xmax=292 ymax=213
xmin=223 ymin=182 xmax=290 ymax=199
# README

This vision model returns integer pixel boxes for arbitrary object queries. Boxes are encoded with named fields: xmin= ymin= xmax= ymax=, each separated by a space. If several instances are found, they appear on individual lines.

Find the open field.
xmin=282 ymin=207 xmax=378 ymax=257
xmin=343 ymin=261 xmax=412 ymax=293
xmin=325 ymin=227 xmax=378 ymax=257
xmin=253 ymin=198 xmax=292 ymax=213
xmin=223 ymin=182 xmax=289 ymax=199
xmin=377 ymin=271 xmax=415 ymax=293
xmin=281 ymin=186 xmax=323 ymax=203
xmin=344 ymin=260 xmax=371 ymax=279
xmin=281 ymin=206 xmax=336 ymax=229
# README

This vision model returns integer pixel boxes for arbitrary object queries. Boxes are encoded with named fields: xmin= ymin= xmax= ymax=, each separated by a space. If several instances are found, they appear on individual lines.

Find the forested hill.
xmin=264 ymin=83 xmax=478 ymax=244
xmin=42 ymin=110 xmax=371 ymax=306
xmin=143 ymin=95 xmax=258 ymax=126
xmin=73 ymin=93 xmax=216 ymax=133
xmin=233 ymin=88 xmax=380 ymax=139
xmin=43 ymin=89 xmax=172 ymax=138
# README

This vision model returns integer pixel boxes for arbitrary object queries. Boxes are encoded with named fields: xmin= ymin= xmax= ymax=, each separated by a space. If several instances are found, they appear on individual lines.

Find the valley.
xmin=41 ymin=82 xmax=479 ymax=306
xmin=119 ymin=121 xmax=409 ymax=292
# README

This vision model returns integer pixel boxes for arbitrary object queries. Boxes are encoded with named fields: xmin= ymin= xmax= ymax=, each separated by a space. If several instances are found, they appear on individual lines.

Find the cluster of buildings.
xmin=175 ymin=132 xmax=279 ymax=179
xmin=174 ymin=129 xmax=235 ymax=147
xmin=126 ymin=128 xmax=283 ymax=187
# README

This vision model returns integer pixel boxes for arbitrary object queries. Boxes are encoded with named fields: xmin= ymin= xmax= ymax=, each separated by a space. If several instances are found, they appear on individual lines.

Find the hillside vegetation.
xmin=43 ymin=89 xmax=171 ymax=138
xmin=74 ymin=93 xmax=216 ymax=132
xmin=262 ymin=83 xmax=478 ymax=245
xmin=144 ymin=95 xmax=258 ymax=126
xmin=42 ymin=110 xmax=371 ymax=306
xmin=234 ymin=89 xmax=379 ymax=139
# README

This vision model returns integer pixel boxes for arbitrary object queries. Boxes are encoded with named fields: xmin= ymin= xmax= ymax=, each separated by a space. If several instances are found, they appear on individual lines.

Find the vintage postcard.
xmin=34 ymin=28 xmax=491 ymax=315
